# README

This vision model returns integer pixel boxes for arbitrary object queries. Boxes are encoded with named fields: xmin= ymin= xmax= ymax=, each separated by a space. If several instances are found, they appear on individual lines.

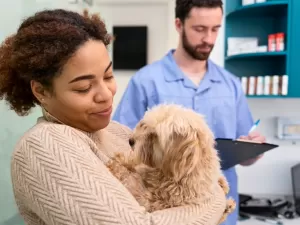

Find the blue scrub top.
xmin=113 ymin=49 xmax=254 ymax=225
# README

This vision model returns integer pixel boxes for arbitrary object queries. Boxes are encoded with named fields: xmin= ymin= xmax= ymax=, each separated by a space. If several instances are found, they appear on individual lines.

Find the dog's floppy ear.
xmin=161 ymin=132 xmax=201 ymax=182
xmin=136 ymin=132 xmax=157 ymax=167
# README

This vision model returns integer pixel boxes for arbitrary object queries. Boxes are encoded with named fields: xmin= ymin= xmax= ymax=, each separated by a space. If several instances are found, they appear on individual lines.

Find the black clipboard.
xmin=215 ymin=138 xmax=279 ymax=170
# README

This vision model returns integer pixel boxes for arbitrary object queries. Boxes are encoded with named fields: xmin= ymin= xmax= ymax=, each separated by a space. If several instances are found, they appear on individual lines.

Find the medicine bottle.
xmin=268 ymin=34 xmax=276 ymax=51
xmin=276 ymin=33 xmax=285 ymax=51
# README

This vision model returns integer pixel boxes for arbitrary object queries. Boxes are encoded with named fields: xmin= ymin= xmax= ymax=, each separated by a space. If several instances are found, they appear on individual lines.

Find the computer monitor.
xmin=291 ymin=163 xmax=300 ymax=214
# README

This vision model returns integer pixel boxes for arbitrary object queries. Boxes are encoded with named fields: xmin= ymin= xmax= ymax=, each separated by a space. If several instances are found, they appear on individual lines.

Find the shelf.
xmin=226 ymin=1 xmax=288 ymax=18
xmin=246 ymin=95 xmax=290 ymax=99
xmin=225 ymin=51 xmax=287 ymax=61
xmin=224 ymin=0 xmax=300 ymax=98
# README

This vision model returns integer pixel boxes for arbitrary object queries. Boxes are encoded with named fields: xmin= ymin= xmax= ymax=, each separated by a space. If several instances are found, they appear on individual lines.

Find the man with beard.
xmin=113 ymin=1 xmax=266 ymax=224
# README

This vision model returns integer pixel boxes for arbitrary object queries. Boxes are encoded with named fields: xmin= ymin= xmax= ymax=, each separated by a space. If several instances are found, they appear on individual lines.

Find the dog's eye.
xmin=129 ymin=138 xmax=135 ymax=147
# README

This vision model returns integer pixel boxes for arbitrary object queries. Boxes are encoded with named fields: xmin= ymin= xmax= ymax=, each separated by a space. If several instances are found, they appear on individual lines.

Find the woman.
xmin=0 ymin=9 xmax=227 ymax=225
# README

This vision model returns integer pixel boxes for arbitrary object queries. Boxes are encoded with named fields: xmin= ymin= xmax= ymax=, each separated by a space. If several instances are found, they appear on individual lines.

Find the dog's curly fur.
xmin=107 ymin=104 xmax=235 ymax=223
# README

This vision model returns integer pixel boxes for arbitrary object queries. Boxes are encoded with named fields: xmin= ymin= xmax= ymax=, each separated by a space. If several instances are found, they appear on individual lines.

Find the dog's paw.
xmin=112 ymin=152 xmax=139 ymax=172
xmin=218 ymin=176 xmax=230 ymax=195
xmin=106 ymin=158 xmax=121 ymax=171
xmin=225 ymin=198 xmax=236 ymax=214
xmin=217 ymin=198 xmax=236 ymax=225
xmin=107 ymin=153 xmax=125 ymax=171
xmin=114 ymin=152 xmax=126 ymax=163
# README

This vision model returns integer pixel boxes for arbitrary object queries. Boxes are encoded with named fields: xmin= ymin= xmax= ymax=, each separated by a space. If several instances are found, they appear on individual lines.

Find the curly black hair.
xmin=176 ymin=0 xmax=223 ymax=22
xmin=0 ymin=9 xmax=111 ymax=116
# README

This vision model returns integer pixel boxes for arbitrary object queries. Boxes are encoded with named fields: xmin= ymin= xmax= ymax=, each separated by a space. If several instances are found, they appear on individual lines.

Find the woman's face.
xmin=36 ymin=40 xmax=117 ymax=132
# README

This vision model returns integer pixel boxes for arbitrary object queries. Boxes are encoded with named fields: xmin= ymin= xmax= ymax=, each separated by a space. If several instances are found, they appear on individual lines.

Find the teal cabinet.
xmin=286 ymin=0 xmax=300 ymax=97
xmin=224 ymin=0 xmax=300 ymax=98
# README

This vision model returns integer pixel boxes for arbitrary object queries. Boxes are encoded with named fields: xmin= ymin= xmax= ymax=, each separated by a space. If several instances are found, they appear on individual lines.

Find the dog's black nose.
xmin=129 ymin=138 xmax=135 ymax=147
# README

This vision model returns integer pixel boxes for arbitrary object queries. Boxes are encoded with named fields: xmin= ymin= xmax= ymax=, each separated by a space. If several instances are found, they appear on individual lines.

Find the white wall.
xmin=237 ymin=98 xmax=300 ymax=195
xmin=96 ymin=1 xmax=169 ymax=110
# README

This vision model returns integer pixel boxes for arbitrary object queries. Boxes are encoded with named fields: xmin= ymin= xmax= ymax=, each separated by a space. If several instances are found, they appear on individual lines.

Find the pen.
xmin=255 ymin=217 xmax=283 ymax=225
xmin=248 ymin=119 xmax=260 ymax=134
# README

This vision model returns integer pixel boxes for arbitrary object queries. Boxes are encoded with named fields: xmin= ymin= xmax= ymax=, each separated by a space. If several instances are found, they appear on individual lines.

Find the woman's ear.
xmin=30 ymin=80 xmax=49 ymax=105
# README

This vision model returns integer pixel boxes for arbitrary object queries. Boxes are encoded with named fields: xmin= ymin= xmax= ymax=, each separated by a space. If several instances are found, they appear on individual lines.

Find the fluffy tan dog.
xmin=107 ymin=104 xmax=235 ymax=223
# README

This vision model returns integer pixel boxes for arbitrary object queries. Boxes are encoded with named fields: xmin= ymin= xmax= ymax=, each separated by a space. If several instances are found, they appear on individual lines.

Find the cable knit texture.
xmin=11 ymin=110 xmax=227 ymax=225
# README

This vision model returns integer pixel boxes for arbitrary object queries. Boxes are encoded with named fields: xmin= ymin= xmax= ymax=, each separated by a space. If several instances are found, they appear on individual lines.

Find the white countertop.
xmin=238 ymin=218 xmax=300 ymax=225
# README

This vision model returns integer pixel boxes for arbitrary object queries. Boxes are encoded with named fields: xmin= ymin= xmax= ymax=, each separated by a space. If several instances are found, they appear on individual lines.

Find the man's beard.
xmin=182 ymin=29 xmax=214 ymax=61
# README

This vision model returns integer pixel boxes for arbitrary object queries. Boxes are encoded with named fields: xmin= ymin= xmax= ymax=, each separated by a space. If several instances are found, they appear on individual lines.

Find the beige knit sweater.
xmin=11 ymin=111 xmax=227 ymax=225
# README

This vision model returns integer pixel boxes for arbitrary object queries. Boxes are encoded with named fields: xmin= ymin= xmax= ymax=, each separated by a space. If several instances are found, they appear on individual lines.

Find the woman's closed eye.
xmin=74 ymin=85 xmax=92 ymax=93
xmin=73 ymin=74 xmax=113 ymax=93
xmin=104 ymin=74 xmax=114 ymax=81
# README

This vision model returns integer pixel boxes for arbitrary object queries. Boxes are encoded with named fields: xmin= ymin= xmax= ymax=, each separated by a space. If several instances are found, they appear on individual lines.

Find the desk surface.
xmin=238 ymin=218 xmax=300 ymax=225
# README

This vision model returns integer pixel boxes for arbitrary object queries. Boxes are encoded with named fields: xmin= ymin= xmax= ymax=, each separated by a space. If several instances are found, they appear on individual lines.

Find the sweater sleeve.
xmin=106 ymin=120 xmax=133 ymax=139
xmin=12 ymin=125 xmax=226 ymax=225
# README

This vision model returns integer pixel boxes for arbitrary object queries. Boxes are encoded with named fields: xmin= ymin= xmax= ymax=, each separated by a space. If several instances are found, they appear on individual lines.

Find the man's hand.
xmin=238 ymin=131 xmax=266 ymax=166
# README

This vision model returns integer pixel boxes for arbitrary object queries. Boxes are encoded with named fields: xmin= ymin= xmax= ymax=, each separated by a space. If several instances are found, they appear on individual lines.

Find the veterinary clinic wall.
xmin=95 ymin=0 xmax=169 ymax=112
